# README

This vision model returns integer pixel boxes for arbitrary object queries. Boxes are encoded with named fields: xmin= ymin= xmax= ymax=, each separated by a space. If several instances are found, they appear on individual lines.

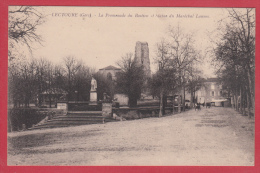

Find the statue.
xmin=91 ymin=77 xmax=97 ymax=91
xmin=90 ymin=76 xmax=98 ymax=104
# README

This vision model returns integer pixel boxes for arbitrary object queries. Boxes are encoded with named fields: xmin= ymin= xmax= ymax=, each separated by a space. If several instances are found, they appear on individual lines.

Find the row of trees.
xmin=8 ymin=54 xmax=151 ymax=108
xmin=212 ymin=8 xmax=255 ymax=118
xmin=8 ymin=56 xmax=117 ymax=108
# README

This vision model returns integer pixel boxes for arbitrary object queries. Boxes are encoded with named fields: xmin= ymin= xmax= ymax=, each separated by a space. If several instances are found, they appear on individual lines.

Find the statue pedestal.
xmin=102 ymin=103 xmax=112 ymax=117
xmin=90 ymin=91 xmax=97 ymax=105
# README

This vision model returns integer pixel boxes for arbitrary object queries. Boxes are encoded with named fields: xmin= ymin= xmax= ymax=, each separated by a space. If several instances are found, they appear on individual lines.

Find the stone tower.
xmin=134 ymin=41 xmax=151 ymax=78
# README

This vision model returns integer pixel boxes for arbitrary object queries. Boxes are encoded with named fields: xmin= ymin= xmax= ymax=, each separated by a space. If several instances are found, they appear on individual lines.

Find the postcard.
xmin=2 ymin=3 xmax=259 ymax=173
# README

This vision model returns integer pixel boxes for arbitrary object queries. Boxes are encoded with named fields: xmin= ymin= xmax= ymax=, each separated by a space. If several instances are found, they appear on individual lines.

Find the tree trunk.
xmin=247 ymin=89 xmax=251 ymax=118
xmin=232 ymin=95 xmax=234 ymax=109
xmin=178 ymin=70 xmax=182 ymax=113
xmin=239 ymin=87 xmax=242 ymax=113
xmin=190 ymin=87 xmax=194 ymax=108
xmin=159 ymin=89 xmax=163 ymax=117
xmin=234 ymin=92 xmax=238 ymax=111
xmin=178 ymin=94 xmax=181 ymax=113
xmin=8 ymin=115 xmax=13 ymax=132
xmin=193 ymin=88 xmax=196 ymax=108
xmin=183 ymin=85 xmax=186 ymax=112
xmin=49 ymin=95 xmax=52 ymax=108
xmin=246 ymin=66 xmax=255 ymax=116
xmin=172 ymin=92 xmax=175 ymax=114
xmin=163 ymin=94 xmax=167 ymax=115
xmin=242 ymin=88 xmax=246 ymax=115
xmin=68 ymin=70 xmax=71 ymax=101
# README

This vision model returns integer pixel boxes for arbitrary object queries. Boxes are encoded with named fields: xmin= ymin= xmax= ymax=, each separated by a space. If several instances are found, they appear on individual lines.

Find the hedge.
xmin=8 ymin=108 xmax=50 ymax=132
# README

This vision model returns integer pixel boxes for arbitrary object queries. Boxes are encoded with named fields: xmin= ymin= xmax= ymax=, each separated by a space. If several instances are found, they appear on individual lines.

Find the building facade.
xmin=98 ymin=65 xmax=122 ymax=81
xmin=195 ymin=78 xmax=227 ymax=106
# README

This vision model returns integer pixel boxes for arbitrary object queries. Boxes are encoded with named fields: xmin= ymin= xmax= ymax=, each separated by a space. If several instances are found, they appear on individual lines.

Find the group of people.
xmin=194 ymin=102 xmax=212 ymax=111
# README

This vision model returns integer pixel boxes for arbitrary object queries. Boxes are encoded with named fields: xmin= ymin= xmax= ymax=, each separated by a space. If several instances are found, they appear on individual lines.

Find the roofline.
xmin=99 ymin=65 xmax=121 ymax=70
xmin=99 ymin=68 xmax=121 ymax=70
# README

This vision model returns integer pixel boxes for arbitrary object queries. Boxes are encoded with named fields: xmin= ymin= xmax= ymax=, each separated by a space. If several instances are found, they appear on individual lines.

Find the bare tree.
xmin=152 ymin=39 xmax=178 ymax=116
xmin=62 ymin=56 xmax=82 ymax=100
xmin=8 ymin=6 xmax=45 ymax=61
xmin=168 ymin=25 xmax=200 ymax=112
xmin=33 ymin=58 xmax=50 ymax=106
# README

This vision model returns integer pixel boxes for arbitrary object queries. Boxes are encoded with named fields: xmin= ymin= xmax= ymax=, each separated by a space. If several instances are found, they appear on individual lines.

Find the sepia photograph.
xmin=7 ymin=6 xmax=255 ymax=166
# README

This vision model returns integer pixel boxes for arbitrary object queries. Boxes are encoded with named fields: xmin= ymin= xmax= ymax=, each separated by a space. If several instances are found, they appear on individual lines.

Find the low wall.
xmin=67 ymin=101 xmax=102 ymax=111
xmin=57 ymin=102 xmax=68 ymax=110
xmin=113 ymin=107 xmax=173 ymax=120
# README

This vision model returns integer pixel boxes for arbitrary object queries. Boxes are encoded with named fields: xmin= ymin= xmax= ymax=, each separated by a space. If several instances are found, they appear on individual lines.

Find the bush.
xmin=8 ymin=108 xmax=49 ymax=132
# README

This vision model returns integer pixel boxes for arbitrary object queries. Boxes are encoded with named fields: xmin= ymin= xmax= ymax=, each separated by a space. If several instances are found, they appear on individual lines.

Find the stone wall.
xmin=113 ymin=108 xmax=173 ymax=120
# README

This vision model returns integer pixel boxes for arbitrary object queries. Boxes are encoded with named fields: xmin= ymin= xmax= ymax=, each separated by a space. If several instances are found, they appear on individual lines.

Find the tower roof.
xmin=99 ymin=65 xmax=121 ymax=70
xmin=136 ymin=41 xmax=148 ymax=45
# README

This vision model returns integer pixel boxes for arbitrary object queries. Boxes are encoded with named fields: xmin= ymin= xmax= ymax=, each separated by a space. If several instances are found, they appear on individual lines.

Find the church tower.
xmin=134 ymin=41 xmax=151 ymax=78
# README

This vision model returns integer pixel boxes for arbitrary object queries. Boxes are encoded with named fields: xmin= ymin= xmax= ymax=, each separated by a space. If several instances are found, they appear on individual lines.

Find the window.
xmin=212 ymin=91 xmax=214 ymax=96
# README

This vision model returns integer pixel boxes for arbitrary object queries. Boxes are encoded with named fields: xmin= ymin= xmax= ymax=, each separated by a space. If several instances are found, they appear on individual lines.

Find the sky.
xmin=11 ymin=6 xmax=231 ymax=76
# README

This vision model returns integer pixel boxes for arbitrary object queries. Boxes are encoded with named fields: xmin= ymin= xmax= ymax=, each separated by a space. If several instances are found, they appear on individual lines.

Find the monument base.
xmin=102 ymin=103 xmax=112 ymax=117
xmin=90 ymin=91 xmax=97 ymax=105
xmin=89 ymin=102 xmax=98 ymax=105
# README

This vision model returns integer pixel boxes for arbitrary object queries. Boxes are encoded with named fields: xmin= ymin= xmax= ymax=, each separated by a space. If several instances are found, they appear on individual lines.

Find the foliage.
xmin=93 ymin=72 xmax=115 ymax=101
xmin=8 ymin=108 xmax=48 ymax=132
xmin=149 ymin=68 xmax=178 ymax=97
xmin=212 ymin=8 xmax=255 ymax=116
xmin=116 ymin=53 xmax=144 ymax=107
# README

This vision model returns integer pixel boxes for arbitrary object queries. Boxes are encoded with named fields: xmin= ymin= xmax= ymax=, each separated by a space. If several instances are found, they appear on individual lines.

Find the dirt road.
xmin=8 ymin=107 xmax=254 ymax=166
